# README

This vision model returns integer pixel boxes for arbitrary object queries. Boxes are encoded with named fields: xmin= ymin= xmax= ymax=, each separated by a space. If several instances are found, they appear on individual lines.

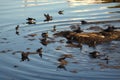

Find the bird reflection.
xmin=57 ymin=64 xmax=67 ymax=71
xmin=51 ymin=25 xmax=56 ymax=32
xmin=103 ymin=56 xmax=110 ymax=64
xmin=40 ymin=38 xmax=48 ymax=46
xmin=16 ymin=31 xmax=20 ymax=35
xmin=57 ymin=55 xmax=69 ymax=71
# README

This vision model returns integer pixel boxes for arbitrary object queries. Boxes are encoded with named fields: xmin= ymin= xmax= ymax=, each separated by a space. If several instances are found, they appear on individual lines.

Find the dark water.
xmin=0 ymin=0 xmax=120 ymax=80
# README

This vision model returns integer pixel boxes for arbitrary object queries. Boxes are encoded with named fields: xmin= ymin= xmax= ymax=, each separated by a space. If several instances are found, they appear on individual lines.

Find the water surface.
xmin=0 ymin=0 xmax=120 ymax=80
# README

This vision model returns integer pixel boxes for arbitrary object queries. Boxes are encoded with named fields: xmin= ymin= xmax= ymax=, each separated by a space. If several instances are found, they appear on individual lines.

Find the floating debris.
xmin=54 ymin=29 xmax=120 ymax=47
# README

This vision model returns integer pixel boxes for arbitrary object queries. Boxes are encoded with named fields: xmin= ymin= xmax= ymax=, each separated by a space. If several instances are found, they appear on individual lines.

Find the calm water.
xmin=0 ymin=0 xmax=120 ymax=80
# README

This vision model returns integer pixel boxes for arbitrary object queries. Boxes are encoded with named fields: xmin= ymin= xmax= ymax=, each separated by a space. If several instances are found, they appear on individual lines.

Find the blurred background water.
xmin=0 ymin=0 xmax=120 ymax=80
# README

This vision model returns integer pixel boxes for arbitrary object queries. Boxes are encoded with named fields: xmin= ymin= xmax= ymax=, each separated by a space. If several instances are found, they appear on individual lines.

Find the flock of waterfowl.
xmin=13 ymin=10 xmax=120 ymax=71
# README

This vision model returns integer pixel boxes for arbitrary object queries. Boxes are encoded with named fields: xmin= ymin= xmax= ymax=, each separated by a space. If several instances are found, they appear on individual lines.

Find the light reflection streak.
xmin=72 ymin=6 xmax=107 ymax=13
xmin=22 ymin=0 xmax=65 ymax=7
xmin=67 ymin=0 xmax=106 ymax=7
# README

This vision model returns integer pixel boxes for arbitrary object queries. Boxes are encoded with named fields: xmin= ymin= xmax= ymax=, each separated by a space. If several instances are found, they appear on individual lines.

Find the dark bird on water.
xmin=58 ymin=10 xmax=64 ymax=15
xmin=41 ymin=32 xmax=48 ymax=38
xmin=21 ymin=52 xmax=30 ymax=61
xmin=36 ymin=47 xmax=43 ymax=58
xmin=15 ymin=25 xmax=19 ymax=31
xmin=81 ymin=20 xmax=87 ymax=24
xmin=26 ymin=17 xmax=36 ymax=24
xmin=89 ymin=51 xmax=100 ymax=58
xmin=44 ymin=13 xmax=52 ymax=21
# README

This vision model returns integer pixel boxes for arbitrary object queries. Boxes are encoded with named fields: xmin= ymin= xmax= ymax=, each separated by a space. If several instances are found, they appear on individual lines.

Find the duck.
xmin=70 ymin=24 xmax=83 ymax=33
xmin=104 ymin=56 xmax=110 ymax=60
xmin=41 ymin=32 xmax=48 ymax=38
xmin=103 ymin=56 xmax=110 ymax=64
xmin=103 ymin=26 xmax=116 ymax=32
xmin=21 ymin=52 xmax=30 ymax=61
xmin=26 ymin=17 xmax=36 ymax=21
xmin=73 ymin=27 xmax=83 ymax=33
xmin=36 ymin=47 xmax=43 ymax=58
xmin=26 ymin=17 xmax=36 ymax=24
xmin=15 ymin=25 xmax=19 ymax=31
xmin=52 ymin=25 xmax=56 ymax=32
xmin=81 ymin=20 xmax=87 ymax=24
xmin=58 ymin=10 xmax=64 ymax=15
xmin=89 ymin=51 xmax=100 ymax=58
xmin=40 ymin=38 xmax=48 ymax=46
xmin=44 ymin=13 xmax=52 ymax=21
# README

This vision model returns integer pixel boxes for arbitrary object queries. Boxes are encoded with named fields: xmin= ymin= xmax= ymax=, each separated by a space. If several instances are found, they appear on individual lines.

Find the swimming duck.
xmin=26 ymin=17 xmax=36 ymax=21
xmin=21 ymin=52 xmax=30 ymax=61
xmin=40 ymin=38 xmax=48 ymax=46
xmin=70 ymin=24 xmax=83 ymax=33
xmin=44 ymin=13 xmax=52 ymax=21
xmin=103 ymin=56 xmax=110 ymax=64
xmin=89 ymin=51 xmax=100 ymax=58
xmin=15 ymin=25 xmax=19 ymax=31
xmin=58 ymin=10 xmax=64 ymax=15
xmin=26 ymin=17 xmax=36 ymax=24
xmin=36 ymin=47 xmax=43 ymax=58
xmin=103 ymin=56 xmax=110 ymax=60
xmin=103 ymin=26 xmax=116 ymax=32
xmin=73 ymin=27 xmax=83 ymax=33
xmin=41 ymin=32 xmax=48 ymax=38
xmin=81 ymin=20 xmax=87 ymax=24
xmin=52 ymin=25 xmax=56 ymax=32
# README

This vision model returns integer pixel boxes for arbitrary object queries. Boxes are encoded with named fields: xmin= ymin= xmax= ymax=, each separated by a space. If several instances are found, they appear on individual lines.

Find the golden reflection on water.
xmin=68 ymin=0 xmax=120 ymax=7
xmin=22 ymin=0 xmax=120 ymax=7
xmin=22 ymin=0 xmax=48 ymax=7
xmin=22 ymin=0 xmax=65 ymax=7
